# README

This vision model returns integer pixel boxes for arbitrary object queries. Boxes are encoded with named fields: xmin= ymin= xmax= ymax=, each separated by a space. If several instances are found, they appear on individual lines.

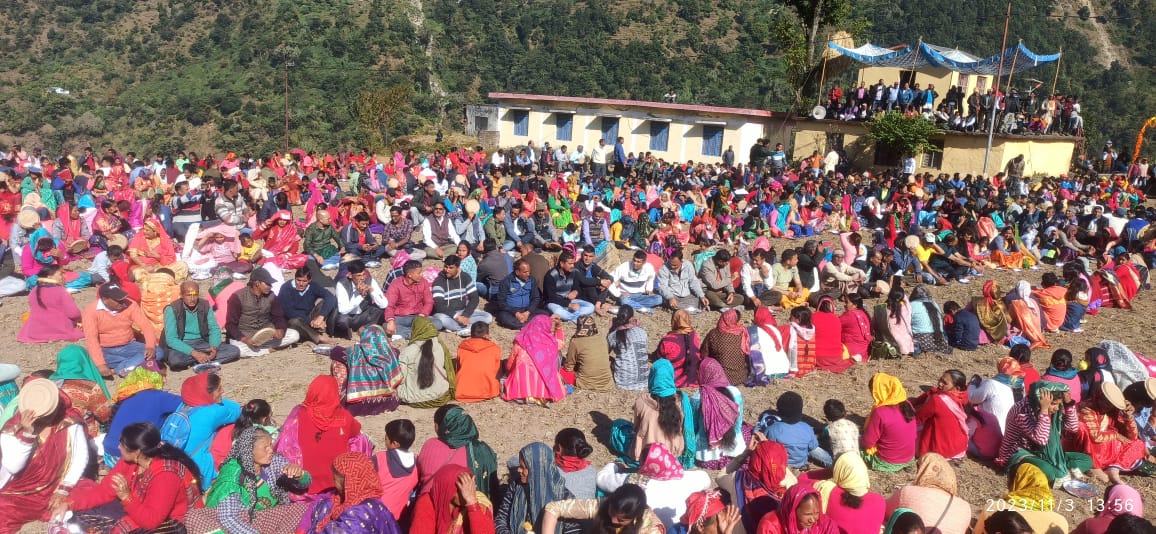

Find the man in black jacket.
xmin=543 ymin=250 xmax=596 ymax=322
xmin=573 ymin=245 xmax=613 ymax=315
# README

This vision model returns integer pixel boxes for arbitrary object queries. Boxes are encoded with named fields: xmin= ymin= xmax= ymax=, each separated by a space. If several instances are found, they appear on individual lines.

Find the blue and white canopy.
xmin=827 ymin=41 xmax=1061 ymax=76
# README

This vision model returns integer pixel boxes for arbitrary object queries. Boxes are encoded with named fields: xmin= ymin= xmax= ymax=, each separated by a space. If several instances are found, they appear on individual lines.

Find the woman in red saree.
xmin=0 ymin=379 xmax=88 ymax=534
xmin=52 ymin=204 xmax=92 ymax=263
xmin=127 ymin=218 xmax=188 ymax=280
xmin=813 ymin=296 xmax=851 ymax=373
xmin=252 ymin=210 xmax=307 ymax=270
xmin=1073 ymin=382 xmax=1156 ymax=483
xmin=912 ymin=370 xmax=969 ymax=460
xmin=1112 ymin=252 xmax=1141 ymax=302
xmin=282 ymin=169 xmax=303 ymax=205
xmin=1008 ymin=280 xmax=1050 ymax=349
xmin=276 ymin=375 xmax=362 ymax=495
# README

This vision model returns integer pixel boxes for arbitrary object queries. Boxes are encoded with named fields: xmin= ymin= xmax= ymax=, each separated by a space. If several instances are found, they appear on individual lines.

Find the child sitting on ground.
xmin=238 ymin=231 xmax=263 ymax=265
xmin=374 ymin=419 xmax=418 ymax=521
xmin=821 ymin=399 xmax=860 ymax=459
xmin=1010 ymin=344 xmax=1039 ymax=390
xmin=766 ymin=391 xmax=831 ymax=468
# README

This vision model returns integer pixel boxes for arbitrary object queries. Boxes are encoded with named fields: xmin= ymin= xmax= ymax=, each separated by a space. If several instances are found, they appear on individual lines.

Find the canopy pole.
xmin=910 ymin=37 xmax=922 ymax=86
xmin=1004 ymin=39 xmax=1021 ymax=94
xmin=983 ymin=0 xmax=1012 ymax=177
xmin=1050 ymin=46 xmax=1064 ymax=96
xmin=817 ymin=32 xmax=831 ymax=108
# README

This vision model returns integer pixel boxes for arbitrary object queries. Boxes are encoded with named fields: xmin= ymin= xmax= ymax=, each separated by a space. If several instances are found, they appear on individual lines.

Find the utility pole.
xmin=982 ymin=0 xmax=1012 ymax=177
xmin=284 ymin=61 xmax=294 ymax=152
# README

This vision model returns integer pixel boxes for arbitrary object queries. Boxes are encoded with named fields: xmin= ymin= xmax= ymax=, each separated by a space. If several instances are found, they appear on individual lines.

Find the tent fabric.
xmin=827 ymin=41 xmax=1060 ymax=76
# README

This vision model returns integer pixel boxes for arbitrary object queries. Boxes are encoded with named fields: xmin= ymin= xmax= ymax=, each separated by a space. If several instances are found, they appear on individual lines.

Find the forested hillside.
xmin=0 ymin=0 xmax=1150 ymax=161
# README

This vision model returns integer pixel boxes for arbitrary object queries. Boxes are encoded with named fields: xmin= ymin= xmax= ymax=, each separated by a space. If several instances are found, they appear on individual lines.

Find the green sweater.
xmin=204 ymin=457 xmax=311 ymax=511
xmin=303 ymin=222 xmax=341 ymax=258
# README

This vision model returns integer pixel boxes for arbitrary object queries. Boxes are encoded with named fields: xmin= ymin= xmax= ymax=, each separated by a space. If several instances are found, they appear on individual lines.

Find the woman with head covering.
xmin=871 ymin=287 xmax=913 ymax=357
xmin=811 ymin=297 xmax=851 ymax=374
xmin=50 ymin=345 xmax=111 ymax=438
xmin=18 ymin=265 xmax=84 ymax=343
xmin=973 ymin=463 xmax=1069 ymax=534
xmin=608 ymin=306 xmax=650 ymax=391
xmin=911 ymin=370 xmax=969 ymax=460
xmin=128 ymin=218 xmax=188 ymax=280
xmin=175 ymin=373 xmax=242 ymax=490
xmin=305 ymin=452 xmax=400 ymax=533
xmin=623 ymin=359 xmax=696 ymax=467
xmin=416 ymin=404 xmax=499 ymax=498
xmin=997 ymin=380 xmax=1093 ymax=483
xmin=861 ymin=373 xmax=917 ymax=472
xmin=52 ymin=203 xmax=92 ymax=264
xmin=253 ymin=210 xmax=308 ymax=270
xmin=700 ymin=309 xmax=752 ymax=385
xmin=1006 ymin=280 xmax=1050 ymax=349
xmin=908 ymin=286 xmax=952 ymax=355
xmin=496 ymin=442 xmax=574 ymax=534
xmin=193 ymin=427 xmax=312 ymax=534
xmin=1071 ymin=483 xmax=1144 ymax=534
xmin=1073 ymin=382 xmax=1156 ymax=483
xmin=596 ymin=443 xmax=713 ymax=530
xmin=755 ymin=483 xmax=838 ymax=534
xmin=656 ymin=310 xmax=702 ymax=387
xmin=411 ymin=464 xmax=496 ymax=534
xmin=971 ymin=280 xmax=1009 ymax=344
xmin=553 ymin=428 xmax=597 ymax=499
xmin=881 ymin=509 xmax=924 ymax=534
xmin=750 ymin=305 xmax=789 ymax=382
xmin=694 ymin=358 xmax=745 ymax=469
xmin=809 ymin=453 xmax=885 ymax=534
xmin=397 ymin=316 xmax=457 ymax=408
xmin=332 ymin=325 xmax=402 ymax=415
xmin=503 ymin=314 xmax=567 ymax=405
xmin=0 ymin=379 xmax=89 ymax=533
xmin=681 ymin=490 xmax=742 ymax=534
xmin=188 ymin=224 xmax=251 ymax=279
xmin=562 ymin=315 xmax=613 ymax=391
xmin=275 ymin=375 xmax=361 ymax=495
xmin=718 ymin=438 xmax=797 ymax=533
xmin=65 ymin=422 xmax=201 ymax=533
xmin=885 ymin=453 xmax=972 ymax=534
xmin=967 ymin=357 xmax=1021 ymax=460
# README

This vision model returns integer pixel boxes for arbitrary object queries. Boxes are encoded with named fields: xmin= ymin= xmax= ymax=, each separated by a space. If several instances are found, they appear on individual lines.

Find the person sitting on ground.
xmin=872 ymin=287 xmax=914 ymax=358
xmin=495 ymin=259 xmax=543 ymax=329
xmin=164 ymin=281 xmax=242 ymax=372
xmin=496 ymin=442 xmax=575 ymax=534
xmin=277 ymin=267 xmax=337 ymax=344
xmin=967 ymin=357 xmax=1022 ymax=460
xmin=610 ymin=250 xmax=662 ymax=313
xmin=475 ymin=238 xmax=512 ymax=300
xmin=305 ymin=452 xmax=403 ymax=533
xmin=607 ymin=305 xmax=650 ymax=391
xmin=541 ymin=484 xmax=664 ymax=534
xmin=396 ymin=316 xmax=457 ymax=409
xmin=693 ymin=358 xmax=745 ymax=469
xmin=503 ymin=315 xmax=567 ymax=406
xmin=340 ymin=212 xmax=386 ymax=267
xmin=1010 ymin=344 xmax=1040 ymax=390
xmin=82 ymin=282 xmax=160 ymax=377
xmin=431 ymin=254 xmax=493 ymax=336
xmin=563 ymin=315 xmax=613 ymax=392
xmin=911 ymin=370 xmax=969 ymax=460
xmin=415 ymin=404 xmax=500 ymax=498
xmin=700 ymin=249 xmax=747 ymax=311
xmin=552 ymin=428 xmax=598 ymax=500
xmin=573 ymin=245 xmax=614 ymax=316
xmin=656 ymin=310 xmax=702 ymax=387
xmin=17 ymin=265 xmax=83 ymax=343
xmin=303 ymin=209 xmax=345 ymax=271
xmin=862 ymin=373 xmax=918 ymax=472
xmin=839 ymin=293 xmax=873 ymax=362
xmin=252 ymin=209 xmax=308 ymax=271
xmin=374 ymin=419 xmax=420 ymax=520
xmin=1033 ymin=272 xmax=1068 ymax=332
xmin=755 ymin=483 xmax=838 ymax=534
xmin=909 ymin=286 xmax=952 ymax=355
xmin=771 ymin=249 xmax=810 ymax=309
xmin=380 ymin=204 xmax=426 ymax=261
xmin=801 ymin=452 xmax=885 ymax=534
xmin=421 ymin=202 xmax=461 ymax=259
xmin=1073 ymin=382 xmax=1156 ymax=483
xmin=812 ymin=297 xmax=851 ymax=374
xmin=49 ymin=345 xmax=112 ymax=438
xmin=410 ymin=465 xmax=497 ymax=534
xmin=454 ymin=322 xmax=503 ymax=402
xmin=822 ymin=249 xmax=867 ymax=297
xmin=187 ymin=225 xmax=252 ymax=280
xmin=596 ymin=443 xmax=713 ymax=530
xmin=884 ymin=453 xmax=973 ymax=534
xmin=943 ymin=300 xmax=980 ymax=351
xmin=384 ymin=259 xmax=438 ymax=342
xmin=658 ymin=249 xmax=709 ymax=314
xmin=1043 ymin=349 xmax=1082 ymax=403
xmin=767 ymin=391 xmax=831 ymax=469
xmin=973 ymin=463 xmax=1069 ymax=534
xmin=543 ymin=249 xmax=596 ymax=322
xmin=821 ymin=400 xmax=860 ymax=460
xmin=701 ymin=309 xmax=753 ymax=385
xmin=334 ymin=260 xmax=387 ymax=339
xmin=127 ymin=218 xmax=189 ymax=280
xmin=275 ymin=375 xmax=363 ymax=496
xmin=1070 ymin=483 xmax=1145 ymax=534
xmin=996 ymin=380 xmax=1092 ymax=485
xmin=225 ymin=269 xmax=300 ymax=358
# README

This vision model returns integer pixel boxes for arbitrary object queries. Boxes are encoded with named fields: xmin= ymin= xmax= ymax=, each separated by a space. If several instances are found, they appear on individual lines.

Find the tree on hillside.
xmin=773 ymin=0 xmax=865 ymax=111
xmin=356 ymin=85 xmax=414 ymax=150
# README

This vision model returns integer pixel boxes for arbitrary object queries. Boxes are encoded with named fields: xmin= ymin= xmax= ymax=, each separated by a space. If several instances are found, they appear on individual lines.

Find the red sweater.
xmin=915 ymin=392 xmax=969 ymax=460
xmin=70 ymin=459 xmax=197 ymax=531
xmin=409 ymin=495 xmax=495 ymax=534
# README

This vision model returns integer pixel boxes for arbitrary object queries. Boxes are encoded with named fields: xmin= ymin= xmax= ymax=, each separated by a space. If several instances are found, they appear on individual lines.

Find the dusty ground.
xmin=10 ymin=235 xmax=1156 ymax=532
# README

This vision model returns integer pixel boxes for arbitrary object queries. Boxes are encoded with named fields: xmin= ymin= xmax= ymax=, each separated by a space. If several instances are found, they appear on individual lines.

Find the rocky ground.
xmin=11 ymin=235 xmax=1156 ymax=532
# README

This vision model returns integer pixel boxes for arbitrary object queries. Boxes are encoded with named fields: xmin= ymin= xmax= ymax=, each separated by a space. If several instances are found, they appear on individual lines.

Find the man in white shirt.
xmin=590 ymin=139 xmax=609 ymax=179
xmin=609 ymin=250 xmax=661 ymax=313
xmin=822 ymin=249 xmax=867 ymax=297
xmin=334 ymin=260 xmax=387 ymax=337
xmin=569 ymin=146 xmax=587 ymax=172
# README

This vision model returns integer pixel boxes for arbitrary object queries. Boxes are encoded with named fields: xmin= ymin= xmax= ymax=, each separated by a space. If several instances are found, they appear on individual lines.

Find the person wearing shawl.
xmin=656 ymin=310 xmax=703 ymax=388
xmin=52 ymin=203 xmax=91 ymax=263
xmin=749 ymin=305 xmax=789 ymax=382
xmin=810 ymin=297 xmax=850 ymax=373
xmin=411 ymin=464 xmax=497 ymax=534
xmin=807 ymin=453 xmax=884 ymax=534
xmin=1071 ymin=483 xmax=1145 ymax=534
xmin=997 ymin=380 xmax=1092 ymax=485
xmin=881 ymin=509 xmax=924 ymax=534
xmin=194 ymin=428 xmax=312 ymax=534
xmin=885 ymin=453 xmax=972 ymax=534
xmin=1043 ymin=349 xmax=1082 ymax=403
xmin=838 ymin=294 xmax=872 ymax=362
xmin=700 ymin=309 xmax=752 ymax=385
xmin=910 ymin=370 xmax=969 ymax=460
xmin=397 ymin=316 xmax=457 ymax=408
xmin=562 ymin=315 xmax=613 ymax=391
xmin=416 ymin=405 xmax=499 ymax=498
xmin=620 ymin=359 xmax=697 ymax=468
xmin=694 ymin=358 xmax=745 ymax=469
xmin=973 ymin=463 xmax=1069 ymax=534
xmin=681 ymin=490 xmax=741 ymax=534
xmin=305 ymin=452 xmax=401 ymax=533
xmin=596 ymin=443 xmax=712 ymax=530
xmin=276 ymin=375 xmax=360 ymax=495
xmin=496 ymin=442 xmax=576 ymax=534
xmin=50 ymin=345 xmax=111 ymax=438
xmin=1006 ymin=280 xmax=1050 ymax=349
xmin=127 ymin=218 xmax=188 ymax=280
xmin=17 ymin=265 xmax=84 ymax=343
xmin=718 ymin=438 xmax=797 ymax=534
xmin=1073 ymin=382 xmax=1156 ymax=483
xmin=871 ymin=287 xmax=913 ymax=357
xmin=188 ymin=224 xmax=251 ymax=279
xmin=861 ymin=373 xmax=917 ymax=472
xmin=755 ymin=483 xmax=838 ymax=534
xmin=971 ymin=280 xmax=1009 ymax=344
xmin=1032 ymin=273 xmax=1068 ymax=332
xmin=502 ymin=314 xmax=566 ymax=405
xmin=330 ymin=324 xmax=402 ymax=415
xmin=253 ymin=209 xmax=308 ymax=270
xmin=967 ymin=357 xmax=1022 ymax=460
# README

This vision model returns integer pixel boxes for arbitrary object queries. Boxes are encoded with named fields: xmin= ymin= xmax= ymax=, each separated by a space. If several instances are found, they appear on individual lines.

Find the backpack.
xmin=159 ymin=403 xmax=210 ymax=455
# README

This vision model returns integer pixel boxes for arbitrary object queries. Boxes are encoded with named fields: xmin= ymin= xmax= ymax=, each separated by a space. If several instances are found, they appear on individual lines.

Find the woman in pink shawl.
xmin=502 ymin=315 xmax=567 ymax=405
xmin=252 ymin=209 xmax=307 ymax=270
xmin=187 ymin=224 xmax=252 ymax=279
xmin=694 ymin=358 xmax=743 ymax=469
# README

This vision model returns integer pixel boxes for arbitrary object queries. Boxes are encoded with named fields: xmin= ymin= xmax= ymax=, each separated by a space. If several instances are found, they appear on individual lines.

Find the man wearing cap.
xmin=163 ymin=281 xmax=241 ymax=372
xmin=341 ymin=212 xmax=386 ymax=267
xmin=384 ymin=260 xmax=433 ymax=337
xmin=335 ymin=260 xmax=388 ymax=338
xmin=822 ymin=249 xmax=868 ymax=297
xmin=81 ymin=283 xmax=160 ymax=377
xmin=380 ymin=205 xmax=426 ymax=261
xmin=225 ymin=269 xmax=299 ymax=357
xmin=420 ymin=202 xmax=460 ymax=260
xmin=431 ymin=254 xmax=492 ymax=335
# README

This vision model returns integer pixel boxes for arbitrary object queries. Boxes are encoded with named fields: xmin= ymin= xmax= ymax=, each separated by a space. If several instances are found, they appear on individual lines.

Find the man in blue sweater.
xmin=277 ymin=267 xmax=338 ymax=344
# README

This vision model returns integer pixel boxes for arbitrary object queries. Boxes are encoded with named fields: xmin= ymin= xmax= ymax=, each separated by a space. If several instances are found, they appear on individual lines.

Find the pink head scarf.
xmin=698 ymin=359 xmax=740 ymax=446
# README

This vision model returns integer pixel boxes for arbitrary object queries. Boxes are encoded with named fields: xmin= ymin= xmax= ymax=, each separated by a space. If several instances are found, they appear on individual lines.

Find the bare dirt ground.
xmin=10 ymin=235 xmax=1156 ymax=532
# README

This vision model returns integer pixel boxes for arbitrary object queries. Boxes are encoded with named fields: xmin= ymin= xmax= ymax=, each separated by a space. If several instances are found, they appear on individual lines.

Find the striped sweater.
xmin=432 ymin=272 xmax=479 ymax=317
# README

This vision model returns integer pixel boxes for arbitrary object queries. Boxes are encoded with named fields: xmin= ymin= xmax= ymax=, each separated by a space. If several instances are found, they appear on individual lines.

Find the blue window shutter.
xmin=649 ymin=122 xmax=669 ymax=151
xmin=556 ymin=114 xmax=573 ymax=141
xmin=514 ymin=110 xmax=529 ymax=136
xmin=601 ymin=118 xmax=619 ymax=144
xmin=702 ymin=126 xmax=723 ymax=156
